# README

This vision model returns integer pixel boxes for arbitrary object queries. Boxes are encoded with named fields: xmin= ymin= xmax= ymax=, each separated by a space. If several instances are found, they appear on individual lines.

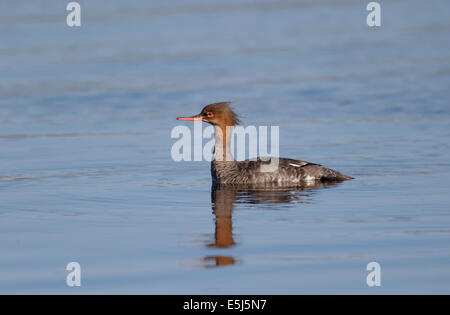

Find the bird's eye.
xmin=206 ymin=111 xmax=214 ymax=117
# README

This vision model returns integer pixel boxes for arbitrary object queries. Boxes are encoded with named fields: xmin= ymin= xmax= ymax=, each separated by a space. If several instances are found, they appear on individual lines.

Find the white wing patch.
xmin=289 ymin=161 xmax=308 ymax=167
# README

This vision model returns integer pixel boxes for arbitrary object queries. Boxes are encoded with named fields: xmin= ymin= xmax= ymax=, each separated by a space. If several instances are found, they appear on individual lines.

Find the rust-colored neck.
xmin=214 ymin=124 xmax=234 ymax=162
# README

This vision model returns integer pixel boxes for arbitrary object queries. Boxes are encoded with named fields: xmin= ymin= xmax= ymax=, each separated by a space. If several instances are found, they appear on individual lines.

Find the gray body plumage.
xmin=212 ymin=158 xmax=352 ymax=186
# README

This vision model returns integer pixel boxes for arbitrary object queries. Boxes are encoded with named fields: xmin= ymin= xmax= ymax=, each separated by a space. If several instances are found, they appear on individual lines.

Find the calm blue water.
xmin=1 ymin=0 xmax=450 ymax=294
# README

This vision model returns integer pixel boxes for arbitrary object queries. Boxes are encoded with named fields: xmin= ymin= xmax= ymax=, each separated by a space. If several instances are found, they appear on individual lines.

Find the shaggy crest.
xmin=200 ymin=102 xmax=241 ymax=126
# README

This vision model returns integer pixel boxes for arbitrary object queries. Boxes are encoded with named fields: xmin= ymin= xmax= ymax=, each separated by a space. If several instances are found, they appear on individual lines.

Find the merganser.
xmin=177 ymin=102 xmax=353 ymax=185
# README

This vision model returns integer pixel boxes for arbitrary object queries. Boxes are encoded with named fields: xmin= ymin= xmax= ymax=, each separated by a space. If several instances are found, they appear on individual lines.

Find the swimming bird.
xmin=177 ymin=102 xmax=353 ymax=185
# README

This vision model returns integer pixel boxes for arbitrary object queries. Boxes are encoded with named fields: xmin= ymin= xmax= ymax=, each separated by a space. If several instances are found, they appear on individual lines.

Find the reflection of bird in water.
xmin=209 ymin=184 xmax=236 ymax=249
xmin=202 ymin=184 xmax=236 ymax=267
xmin=202 ymin=182 xmax=340 ymax=267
